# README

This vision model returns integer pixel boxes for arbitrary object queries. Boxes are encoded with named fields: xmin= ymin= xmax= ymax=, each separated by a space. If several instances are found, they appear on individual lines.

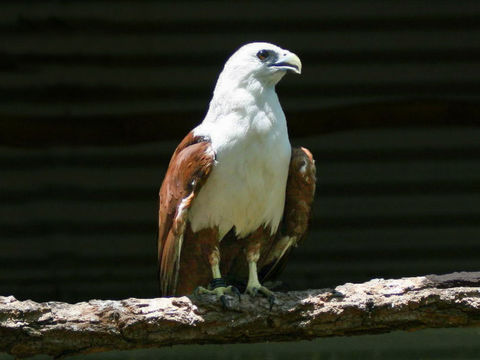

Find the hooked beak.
xmin=269 ymin=51 xmax=302 ymax=74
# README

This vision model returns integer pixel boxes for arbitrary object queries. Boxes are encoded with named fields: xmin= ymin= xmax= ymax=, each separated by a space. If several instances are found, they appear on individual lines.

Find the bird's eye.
xmin=256 ymin=50 xmax=270 ymax=61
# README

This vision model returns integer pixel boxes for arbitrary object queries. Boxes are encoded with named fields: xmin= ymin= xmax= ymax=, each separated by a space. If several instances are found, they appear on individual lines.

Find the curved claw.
xmin=268 ymin=295 xmax=276 ymax=311
xmin=245 ymin=284 xmax=276 ymax=310
xmin=192 ymin=284 xmax=238 ymax=310
xmin=231 ymin=286 xmax=242 ymax=302
xmin=220 ymin=295 xmax=228 ymax=309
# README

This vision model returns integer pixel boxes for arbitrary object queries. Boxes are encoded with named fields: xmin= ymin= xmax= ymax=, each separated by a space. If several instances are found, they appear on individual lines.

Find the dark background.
xmin=1 ymin=1 xmax=480 ymax=359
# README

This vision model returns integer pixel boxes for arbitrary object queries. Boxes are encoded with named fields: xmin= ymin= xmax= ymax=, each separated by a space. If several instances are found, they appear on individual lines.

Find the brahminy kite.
xmin=158 ymin=42 xmax=316 ymax=308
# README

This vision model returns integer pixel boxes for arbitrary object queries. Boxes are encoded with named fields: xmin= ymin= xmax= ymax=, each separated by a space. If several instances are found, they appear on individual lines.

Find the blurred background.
xmin=1 ymin=0 xmax=480 ymax=359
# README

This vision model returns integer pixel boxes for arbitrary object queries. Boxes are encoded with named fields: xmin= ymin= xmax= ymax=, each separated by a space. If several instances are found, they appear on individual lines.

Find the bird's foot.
xmin=245 ymin=283 xmax=276 ymax=310
xmin=194 ymin=278 xmax=241 ymax=309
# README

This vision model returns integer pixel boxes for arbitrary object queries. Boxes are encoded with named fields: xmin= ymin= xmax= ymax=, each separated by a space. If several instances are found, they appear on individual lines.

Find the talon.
xmin=220 ymin=295 xmax=228 ymax=309
xmin=268 ymin=295 xmax=276 ymax=311
xmin=192 ymin=280 xmax=239 ymax=309
xmin=231 ymin=286 xmax=241 ymax=302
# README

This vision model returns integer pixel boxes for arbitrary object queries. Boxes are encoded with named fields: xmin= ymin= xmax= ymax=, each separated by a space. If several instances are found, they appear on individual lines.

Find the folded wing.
xmin=157 ymin=133 xmax=215 ymax=296
xmin=260 ymin=146 xmax=316 ymax=281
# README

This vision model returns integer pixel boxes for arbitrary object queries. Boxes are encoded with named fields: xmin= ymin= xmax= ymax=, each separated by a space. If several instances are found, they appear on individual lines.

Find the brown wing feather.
xmin=157 ymin=132 xmax=214 ymax=296
xmin=260 ymin=146 xmax=316 ymax=281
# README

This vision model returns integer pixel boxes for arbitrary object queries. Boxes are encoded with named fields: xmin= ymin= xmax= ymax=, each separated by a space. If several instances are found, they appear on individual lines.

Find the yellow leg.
xmin=243 ymin=232 xmax=276 ymax=309
xmin=194 ymin=248 xmax=240 ymax=307
xmin=245 ymin=261 xmax=276 ymax=309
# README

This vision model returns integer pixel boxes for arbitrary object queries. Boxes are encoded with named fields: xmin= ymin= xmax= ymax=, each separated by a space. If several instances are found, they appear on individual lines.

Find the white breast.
xmin=188 ymin=92 xmax=291 ymax=239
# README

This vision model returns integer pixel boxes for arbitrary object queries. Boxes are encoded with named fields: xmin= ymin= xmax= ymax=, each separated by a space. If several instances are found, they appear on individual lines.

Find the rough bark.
xmin=1 ymin=272 xmax=480 ymax=359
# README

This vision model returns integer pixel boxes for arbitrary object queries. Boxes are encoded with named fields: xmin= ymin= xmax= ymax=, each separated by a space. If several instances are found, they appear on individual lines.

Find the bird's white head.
xmin=216 ymin=42 xmax=302 ymax=90
xmin=201 ymin=42 xmax=301 ymax=126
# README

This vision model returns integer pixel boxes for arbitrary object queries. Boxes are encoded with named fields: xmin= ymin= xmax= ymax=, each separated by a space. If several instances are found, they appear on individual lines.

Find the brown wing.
xmin=259 ymin=146 xmax=316 ymax=281
xmin=157 ymin=132 xmax=215 ymax=296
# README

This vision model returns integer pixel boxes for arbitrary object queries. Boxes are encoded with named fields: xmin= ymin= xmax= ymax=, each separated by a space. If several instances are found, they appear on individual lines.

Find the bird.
xmin=157 ymin=42 xmax=316 ymax=308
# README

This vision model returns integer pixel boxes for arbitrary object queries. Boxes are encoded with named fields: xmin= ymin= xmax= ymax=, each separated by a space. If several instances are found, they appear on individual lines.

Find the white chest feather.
xmin=189 ymin=91 xmax=291 ymax=239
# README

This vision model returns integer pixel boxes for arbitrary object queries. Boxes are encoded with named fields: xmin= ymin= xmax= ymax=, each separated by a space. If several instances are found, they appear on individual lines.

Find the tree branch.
xmin=2 ymin=272 xmax=480 ymax=358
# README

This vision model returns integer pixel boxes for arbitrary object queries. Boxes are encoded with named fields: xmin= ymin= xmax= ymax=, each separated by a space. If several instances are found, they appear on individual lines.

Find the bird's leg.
xmin=245 ymin=241 xmax=276 ymax=309
xmin=194 ymin=246 xmax=240 ymax=307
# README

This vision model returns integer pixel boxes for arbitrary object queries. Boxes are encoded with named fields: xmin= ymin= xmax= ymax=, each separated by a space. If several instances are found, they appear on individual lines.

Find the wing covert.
xmin=260 ymin=146 xmax=316 ymax=281
xmin=157 ymin=133 xmax=214 ymax=296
